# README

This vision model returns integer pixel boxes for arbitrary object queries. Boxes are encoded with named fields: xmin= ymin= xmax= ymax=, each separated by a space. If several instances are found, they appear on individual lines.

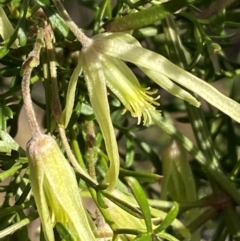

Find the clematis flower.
xmin=79 ymin=32 xmax=240 ymax=191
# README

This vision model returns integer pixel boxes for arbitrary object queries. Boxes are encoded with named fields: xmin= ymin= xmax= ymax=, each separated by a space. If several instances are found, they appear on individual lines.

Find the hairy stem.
xmin=52 ymin=0 xmax=92 ymax=47
xmin=58 ymin=125 xmax=98 ymax=187
xmin=21 ymin=25 xmax=44 ymax=138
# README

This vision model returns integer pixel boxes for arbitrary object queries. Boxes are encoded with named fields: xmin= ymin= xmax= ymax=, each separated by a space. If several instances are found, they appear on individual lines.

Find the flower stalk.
xmin=21 ymin=22 xmax=96 ymax=241
xmin=21 ymin=24 xmax=44 ymax=138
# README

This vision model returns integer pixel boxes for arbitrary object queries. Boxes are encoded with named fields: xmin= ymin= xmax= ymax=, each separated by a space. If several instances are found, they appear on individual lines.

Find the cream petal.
xmin=28 ymin=144 xmax=55 ymax=241
xmin=80 ymin=49 xmax=120 ymax=192
xmin=93 ymin=32 xmax=136 ymax=43
xmin=141 ymin=67 xmax=200 ymax=107
xmin=94 ymin=38 xmax=240 ymax=123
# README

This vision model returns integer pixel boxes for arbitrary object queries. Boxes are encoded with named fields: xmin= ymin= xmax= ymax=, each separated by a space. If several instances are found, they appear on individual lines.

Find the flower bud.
xmin=161 ymin=140 xmax=197 ymax=202
xmin=27 ymin=134 xmax=95 ymax=241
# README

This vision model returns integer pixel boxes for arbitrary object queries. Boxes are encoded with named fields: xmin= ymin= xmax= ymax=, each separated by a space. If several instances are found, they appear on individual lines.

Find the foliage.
xmin=0 ymin=0 xmax=240 ymax=240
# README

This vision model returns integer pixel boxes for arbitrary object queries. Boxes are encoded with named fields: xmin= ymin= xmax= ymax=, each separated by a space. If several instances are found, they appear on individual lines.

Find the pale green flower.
xmin=79 ymin=35 xmax=162 ymax=192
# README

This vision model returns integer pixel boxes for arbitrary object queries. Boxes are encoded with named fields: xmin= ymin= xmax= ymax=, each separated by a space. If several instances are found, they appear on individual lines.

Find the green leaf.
xmin=126 ymin=177 xmax=152 ymax=233
xmin=0 ymin=130 xmax=19 ymax=153
xmin=0 ymin=0 xmax=29 ymax=59
xmin=154 ymin=202 xmax=179 ymax=234
xmin=104 ymin=0 xmax=198 ymax=32
xmin=62 ymin=57 xmax=82 ymax=127
xmin=80 ymin=103 xmax=94 ymax=116
xmin=0 ymin=212 xmax=38 ymax=239
xmin=209 ymin=8 xmax=226 ymax=34
xmin=55 ymin=222 xmax=75 ymax=241
xmin=0 ymin=47 xmax=9 ymax=59
xmin=125 ymin=137 xmax=135 ymax=167
xmin=97 ymin=191 xmax=108 ymax=209
xmin=134 ymin=233 xmax=152 ymax=241
xmin=120 ymin=168 xmax=162 ymax=184
xmin=36 ymin=0 xmax=75 ymax=40
xmin=37 ymin=0 xmax=51 ymax=4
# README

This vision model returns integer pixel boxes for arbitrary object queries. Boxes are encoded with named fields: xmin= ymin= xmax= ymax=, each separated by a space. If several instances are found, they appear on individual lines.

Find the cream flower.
xmin=80 ymin=33 xmax=200 ymax=126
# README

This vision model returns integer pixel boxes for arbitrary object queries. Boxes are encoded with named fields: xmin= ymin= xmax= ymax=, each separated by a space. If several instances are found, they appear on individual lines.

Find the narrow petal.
xmin=94 ymin=37 xmax=240 ymax=123
xmin=80 ymin=48 xmax=120 ymax=191
xmin=141 ymin=67 xmax=200 ymax=107
xmin=101 ymin=54 xmax=159 ymax=125
xmin=62 ymin=55 xmax=82 ymax=128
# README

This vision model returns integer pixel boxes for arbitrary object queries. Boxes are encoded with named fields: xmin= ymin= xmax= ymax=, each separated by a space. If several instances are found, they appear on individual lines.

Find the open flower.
xmin=79 ymin=33 xmax=163 ymax=192
xmin=78 ymin=31 xmax=240 ymax=191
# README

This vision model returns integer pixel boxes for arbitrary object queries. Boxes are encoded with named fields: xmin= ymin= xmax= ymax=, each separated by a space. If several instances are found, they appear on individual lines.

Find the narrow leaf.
xmin=154 ymin=202 xmax=179 ymax=234
xmin=126 ymin=177 xmax=152 ymax=233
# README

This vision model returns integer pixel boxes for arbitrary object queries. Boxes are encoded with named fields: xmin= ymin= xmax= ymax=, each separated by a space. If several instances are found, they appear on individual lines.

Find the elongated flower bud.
xmin=161 ymin=140 xmax=197 ymax=202
xmin=27 ymin=134 xmax=96 ymax=241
